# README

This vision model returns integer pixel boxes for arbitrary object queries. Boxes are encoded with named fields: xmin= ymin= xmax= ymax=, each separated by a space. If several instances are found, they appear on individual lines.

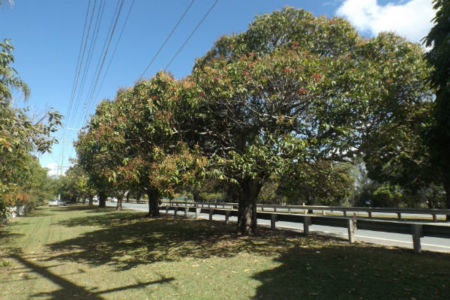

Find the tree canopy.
xmin=72 ymin=7 xmax=441 ymax=235
xmin=424 ymin=0 xmax=450 ymax=208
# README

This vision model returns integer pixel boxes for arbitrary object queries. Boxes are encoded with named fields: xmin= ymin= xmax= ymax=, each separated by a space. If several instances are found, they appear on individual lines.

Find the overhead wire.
xmin=59 ymin=0 xmax=94 ymax=175
xmin=65 ymin=0 xmax=96 ymax=128
xmin=82 ymin=0 xmax=125 ymax=122
xmin=164 ymin=0 xmax=218 ymax=71
xmin=70 ymin=0 xmax=106 ymax=125
xmin=94 ymin=0 xmax=136 ymax=102
xmin=139 ymin=0 xmax=195 ymax=79
xmin=61 ymin=0 xmax=217 ymax=173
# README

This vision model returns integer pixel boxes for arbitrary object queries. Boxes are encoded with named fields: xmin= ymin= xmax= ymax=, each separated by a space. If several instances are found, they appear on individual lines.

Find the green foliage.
xmin=424 ymin=0 xmax=450 ymax=207
xmin=75 ymin=72 xmax=205 ymax=212
xmin=278 ymin=161 xmax=354 ymax=206
xmin=189 ymin=7 xmax=433 ymax=232
xmin=0 ymin=39 xmax=61 ymax=212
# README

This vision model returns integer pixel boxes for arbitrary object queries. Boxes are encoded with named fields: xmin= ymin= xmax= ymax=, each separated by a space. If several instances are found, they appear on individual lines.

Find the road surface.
xmin=106 ymin=201 xmax=450 ymax=253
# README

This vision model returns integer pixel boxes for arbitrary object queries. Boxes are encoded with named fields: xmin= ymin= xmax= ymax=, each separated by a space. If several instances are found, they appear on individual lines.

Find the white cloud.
xmin=45 ymin=163 xmax=59 ymax=177
xmin=336 ymin=0 xmax=435 ymax=43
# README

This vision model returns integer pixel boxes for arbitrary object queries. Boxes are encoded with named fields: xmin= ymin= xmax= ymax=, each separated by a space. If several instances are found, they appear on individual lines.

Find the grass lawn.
xmin=0 ymin=206 xmax=449 ymax=299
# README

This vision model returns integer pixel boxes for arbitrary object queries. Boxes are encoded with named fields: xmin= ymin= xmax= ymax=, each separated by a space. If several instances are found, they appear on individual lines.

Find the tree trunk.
xmin=192 ymin=189 xmax=203 ymax=202
xmin=136 ymin=192 xmax=141 ymax=204
xmin=443 ymin=177 xmax=450 ymax=221
xmin=98 ymin=192 xmax=106 ymax=208
xmin=116 ymin=195 xmax=123 ymax=210
xmin=88 ymin=196 xmax=93 ymax=206
xmin=237 ymin=178 xmax=262 ymax=235
xmin=146 ymin=189 xmax=160 ymax=217
xmin=126 ymin=192 xmax=130 ymax=203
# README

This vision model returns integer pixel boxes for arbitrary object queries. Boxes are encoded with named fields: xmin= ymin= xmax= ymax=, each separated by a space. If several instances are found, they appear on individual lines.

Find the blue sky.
xmin=0 ymin=0 xmax=435 ymax=176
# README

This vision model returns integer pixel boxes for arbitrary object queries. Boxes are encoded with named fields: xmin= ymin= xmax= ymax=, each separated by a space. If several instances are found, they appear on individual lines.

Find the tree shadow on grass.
xmin=55 ymin=210 xmax=145 ymax=227
xmin=0 ymin=230 xmax=23 ymax=242
xmin=23 ymin=207 xmax=53 ymax=218
xmin=252 ymin=241 xmax=450 ymax=300
xmin=50 ymin=205 xmax=117 ymax=213
xmin=0 ymin=226 xmax=24 ymax=245
xmin=48 ymin=212 xmax=296 ymax=271
xmin=7 ymin=250 xmax=174 ymax=300
xmin=47 ymin=209 xmax=450 ymax=298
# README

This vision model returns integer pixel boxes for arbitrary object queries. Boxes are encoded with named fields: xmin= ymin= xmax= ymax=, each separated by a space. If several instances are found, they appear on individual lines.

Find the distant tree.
xmin=278 ymin=161 xmax=353 ymax=206
xmin=75 ymin=100 xmax=130 ymax=208
xmin=424 ymin=0 xmax=450 ymax=208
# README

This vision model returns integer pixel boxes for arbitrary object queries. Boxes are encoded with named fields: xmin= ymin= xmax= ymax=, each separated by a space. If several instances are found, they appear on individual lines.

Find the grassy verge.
xmin=0 ymin=205 xmax=449 ymax=299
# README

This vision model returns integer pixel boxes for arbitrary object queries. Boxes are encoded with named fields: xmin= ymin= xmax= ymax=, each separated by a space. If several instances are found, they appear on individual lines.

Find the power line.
xmin=139 ymin=0 xmax=195 ymax=79
xmin=164 ymin=0 xmax=218 ymax=71
xmin=94 ymin=0 xmax=135 ymax=101
xmin=60 ymin=0 xmax=94 ymax=176
xmin=82 ymin=0 xmax=125 ymax=122
xmin=65 ymin=0 xmax=96 ymax=128
xmin=71 ymin=0 xmax=106 ymax=124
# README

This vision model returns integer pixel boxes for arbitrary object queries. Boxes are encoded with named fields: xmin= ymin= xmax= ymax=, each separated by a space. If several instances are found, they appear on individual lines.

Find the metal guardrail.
xmin=160 ymin=201 xmax=450 ymax=253
xmin=161 ymin=200 xmax=450 ymax=222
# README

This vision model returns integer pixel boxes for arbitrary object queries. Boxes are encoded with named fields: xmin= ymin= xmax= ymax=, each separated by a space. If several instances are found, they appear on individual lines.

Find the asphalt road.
xmin=106 ymin=201 xmax=450 ymax=253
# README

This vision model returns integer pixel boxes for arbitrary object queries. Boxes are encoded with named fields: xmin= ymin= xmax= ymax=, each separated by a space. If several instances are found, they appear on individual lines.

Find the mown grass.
xmin=0 ymin=205 xmax=449 ymax=299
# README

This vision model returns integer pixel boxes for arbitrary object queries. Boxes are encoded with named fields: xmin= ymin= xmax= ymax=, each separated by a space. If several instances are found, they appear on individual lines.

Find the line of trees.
xmin=68 ymin=7 xmax=448 ymax=235
xmin=1 ymin=39 xmax=61 ymax=216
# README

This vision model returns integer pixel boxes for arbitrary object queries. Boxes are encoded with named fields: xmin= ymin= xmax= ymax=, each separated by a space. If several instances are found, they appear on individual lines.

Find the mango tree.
xmin=107 ymin=72 xmax=203 ymax=216
xmin=191 ymin=8 xmax=433 ymax=234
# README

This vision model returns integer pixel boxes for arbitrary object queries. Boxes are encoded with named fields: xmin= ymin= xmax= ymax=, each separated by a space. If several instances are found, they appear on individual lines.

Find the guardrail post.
xmin=343 ymin=210 xmax=347 ymax=217
xmin=271 ymin=214 xmax=277 ymax=231
xmin=322 ymin=210 xmax=326 ymax=216
xmin=368 ymin=211 xmax=372 ymax=218
xmin=303 ymin=216 xmax=311 ymax=235
xmin=261 ymin=206 xmax=264 ymax=212
xmin=432 ymin=214 xmax=437 ymax=222
xmin=166 ymin=206 xmax=169 ymax=214
xmin=209 ymin=209 xmax=214 ymax=221
xmin=288 ymin=207 xmax=291 ymax=213
xmin=184 ymin=207 xmax=188 ymax=217
xmin=225 ymin=211 xmax=230 ymax=224
xmin=195 ymin=208 xmax=201 ymax=218
xmin=411 ymin=224 xmax=422 ymax=253
xmin=347 ymin=219 xmax=356 ymax=243
xmin=397 ymin=212 xmax=402 ymax=220
xmin=274 ymin=207 xmax=277 ymax=212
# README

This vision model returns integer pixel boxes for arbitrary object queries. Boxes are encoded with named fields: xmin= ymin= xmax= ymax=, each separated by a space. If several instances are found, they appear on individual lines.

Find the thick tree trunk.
xmin=237 ymin=178 xmax=262 ymax=235
xmin=98 ymin=192 xmax=106 ymax=208
xmin=146 ymin=189 xmax=160 ymax=217
xmin=116 ymin=195 xmax=123 ymax=210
